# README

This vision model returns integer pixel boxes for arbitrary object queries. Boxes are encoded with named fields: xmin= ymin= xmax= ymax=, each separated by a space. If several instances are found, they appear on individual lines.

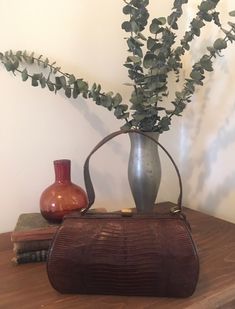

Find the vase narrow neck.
xmin=54 ymin=160 xmax=71 ymax=183
xmin=129 ymin=131 xmax=160 ymax=147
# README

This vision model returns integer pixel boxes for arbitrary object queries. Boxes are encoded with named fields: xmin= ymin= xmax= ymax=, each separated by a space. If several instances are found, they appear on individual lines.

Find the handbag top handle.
xmin=83 ymin=129 xmax=183 ymax=214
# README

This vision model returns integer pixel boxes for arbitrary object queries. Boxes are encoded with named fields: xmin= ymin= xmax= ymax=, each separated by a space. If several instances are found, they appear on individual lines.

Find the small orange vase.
xmin=40 ymin=159 xmax=88 ymax=223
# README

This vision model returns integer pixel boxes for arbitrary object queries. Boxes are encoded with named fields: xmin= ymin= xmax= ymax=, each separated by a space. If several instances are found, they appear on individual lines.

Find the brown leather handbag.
xmin=47 ymin=130 xmax=199 ymax=297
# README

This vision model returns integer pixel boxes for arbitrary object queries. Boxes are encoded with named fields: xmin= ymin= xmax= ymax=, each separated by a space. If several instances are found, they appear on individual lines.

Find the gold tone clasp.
xmin=80 ymin=208 xmax=89 ymax=215
xmin=170 ymin=206 xmax=181 ymax=214
xmin=121 ymin=208 xmax=133 ymax=217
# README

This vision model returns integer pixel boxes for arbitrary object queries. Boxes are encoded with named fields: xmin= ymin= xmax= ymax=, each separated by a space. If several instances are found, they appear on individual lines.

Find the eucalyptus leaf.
xmin=201 ymin=12 xmax=213 ymax=22
xmin=122 ymin=21 xmax=132 ymax=32
xmin=97 ymin=84 xmax=101 ymax=93
xmin=148 ymin=80 xmax=166 ymax=91
xmin=16 ymin=50 xmax=22 ymax=58
xmin=190 ymin=70 xmax=203 ymax=81
xmin=149 ymin=19 xmax=160 ymax=34
xmin=191 ymin=18 xmax=205 ymax=29
xmin=43 ymin=58 xmax=49 ymax=68
xmin=207 ymin=46 xmax=216 ymax=56
xmin=55 ymin=77 xmax=62 ymax=90
xmin=53 ymin=67 xmax=61 ymax=74
xmin=222 ymin=28 xmax=235 ymax=42
xmin=200 ymin=55 xmax=213 ymax=71
xmin=157 ymin=17 xmax=166 ymax=25
xmin=158 ymin=116 xmax=171 ymax=131
xmin=127 ymin=55 xmax=141 ymax=63
xmin=228 ymin=21 xmax=235 ymax=29
xmin=68 ymin=74 xmax=76 ymax=85
xmin=40 ymin=77 xmax=46 ymax=88
xmin=212 ymin=12 xmax=221 ymax=27
xmin=127 ymin=37 xmax=143 ymax=57
xmin=120 ymin=122 xmax=132 ymax=130
xmin=59 ymin=76 xmax=67 ymax=89
xmin=173 ymin=0 xmax=188 ymax=8
xmin=137 ymin=32 xmax=147 ymax=41
xmin=229 ymin=10 xmax=235 ymax=17
xmin=147 ymin=37 xmax=157 ymax=51
xmin=21 ymin=68 xmax=28 ymax=81
xmin=65 ymin=87 xmax=71 ymax=98
xmin=174 ymin=101 xmax=186 ymax=115
xmin=123 ymin=5 xmax=132 ymax=15
xmin=114 ymin=106 xmax=125 ymax=119
xmin=198 ymin=1 xmax=215 ymax=12
xmin=124 ymin=63 xmax=133 ymax=69
xmin=82 ymin=91 xmax=88 ymax=99
xmin=32 ymin=73 xmax=42 ymax=80
xmin=113 ymin=93 xmax=123 ymax=107
xmin=133 ymin=112 xmax=147 ymax=121
xmin=143 ymin=53 xmax=157 ymax=69
xmin=27 ymin=52 xmax=34 ymax=64
xmin=4 ymin=61 xmax=14 ymax=72
xmin=91 ymin=83 xmax=97 ymax=93
xmin=47 ymin=81 xmax=54 ymax=92
xmin=167 ymin=12 xmax=178 ymax=27
xmin=31 ymin=78 xmax=38 ymax=87
xmin=213 ymin=38 xmax=227 ymax=50
xmin=131 ymin=20 xmax=139 ymax=33
xmin=101 ymin=95 xmax=112 ymax=109
xmin=128 ymin=84 xmax=140 ymax=89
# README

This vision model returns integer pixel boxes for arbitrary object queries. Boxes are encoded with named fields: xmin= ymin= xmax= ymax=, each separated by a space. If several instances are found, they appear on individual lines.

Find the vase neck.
xmin=54 ymin=159 xmax=71 ymax=183
xmin=129 ymin=131 xmax=160 ymax=146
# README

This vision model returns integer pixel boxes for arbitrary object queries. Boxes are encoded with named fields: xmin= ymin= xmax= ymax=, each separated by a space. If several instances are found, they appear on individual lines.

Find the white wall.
xmin=0 ymin=0 xmax=234 ymax=232
xmin=181 ymin=0 xmax=235 ymax=224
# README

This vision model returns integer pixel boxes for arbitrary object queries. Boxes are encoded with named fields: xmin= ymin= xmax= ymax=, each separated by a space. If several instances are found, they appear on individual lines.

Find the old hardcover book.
xmin=11 ymin=208 xmax=107 ymax=243
xmin=13 ymin=239 xmax=52 ymax=254
xmin=12 ymin=250 xmax=48 ymax=264
xmin=11 ymin=213 xmax=59 ymax=242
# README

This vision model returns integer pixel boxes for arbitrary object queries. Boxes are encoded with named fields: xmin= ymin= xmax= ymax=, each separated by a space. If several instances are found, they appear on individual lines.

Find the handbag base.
xmin=47 ymin=214 xmax=199 ymax=298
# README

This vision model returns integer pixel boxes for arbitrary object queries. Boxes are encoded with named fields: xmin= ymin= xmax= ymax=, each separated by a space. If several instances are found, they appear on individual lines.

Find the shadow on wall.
xmin=69 ymin=94 xmax=130 ymax=159
xmin=181 ymin=79 xmax=235 ymax=218
xmin=68 ymin=95 xmax=133 ymax=207
xmin=179 ymin=20 xmax=235 ymax=221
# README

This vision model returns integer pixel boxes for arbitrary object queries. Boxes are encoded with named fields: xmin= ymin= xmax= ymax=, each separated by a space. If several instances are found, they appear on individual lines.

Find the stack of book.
xmin=11 ymin=208 xmax=107 ymax=264
xmin=11 ymin=213 xmax=59 ymax=264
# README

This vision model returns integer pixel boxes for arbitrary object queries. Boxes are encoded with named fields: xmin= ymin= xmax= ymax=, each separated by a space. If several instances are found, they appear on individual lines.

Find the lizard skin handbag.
xmin=47 ymin=130 xmax=199 ymax=297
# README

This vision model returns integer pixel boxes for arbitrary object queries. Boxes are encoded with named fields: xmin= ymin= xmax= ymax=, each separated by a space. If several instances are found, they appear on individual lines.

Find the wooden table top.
xmin=0 ymin=207 xmax=235 ymax=309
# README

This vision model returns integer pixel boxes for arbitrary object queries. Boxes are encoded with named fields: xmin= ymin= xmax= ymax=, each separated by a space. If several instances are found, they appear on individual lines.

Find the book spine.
xmin=12 ymin=250 xmax=48 ymax=264
xmin=13 ymin=240 xmax=52 ymax=254
xmin=11 ymin=226 xmax=58 ymax=242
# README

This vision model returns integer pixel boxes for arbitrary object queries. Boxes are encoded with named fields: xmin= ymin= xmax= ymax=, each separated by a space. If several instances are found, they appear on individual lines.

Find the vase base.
xmin=136 ymin=207 xmax=155 ymax=214
xmin=41 ymin=209 xmax=81 ymax=223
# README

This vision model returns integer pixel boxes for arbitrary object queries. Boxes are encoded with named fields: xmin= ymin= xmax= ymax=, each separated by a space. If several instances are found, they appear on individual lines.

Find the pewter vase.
xmin=128 ymin=132 xmax=161 ymax=213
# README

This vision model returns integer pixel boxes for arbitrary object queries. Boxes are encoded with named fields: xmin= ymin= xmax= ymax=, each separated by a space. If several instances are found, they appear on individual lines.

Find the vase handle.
xmin=83 ymin=129 xmax=183 ymax=214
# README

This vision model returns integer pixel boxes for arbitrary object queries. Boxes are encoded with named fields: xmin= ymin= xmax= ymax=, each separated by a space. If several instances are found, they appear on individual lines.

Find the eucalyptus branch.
xmin=177 ymin=1 xmax=221 ymax=54
xmin=167 ymin=0 xmax=189 ymax=31
xmin=1 ymin=1 xmax=235 ymax=133
xmin=171 ymin=0 xmax=222 ymax=86
xmin=159 ymin=23 xmax=235 ymax=131
xmin=0 ymin=50 xmax=129 ymax=122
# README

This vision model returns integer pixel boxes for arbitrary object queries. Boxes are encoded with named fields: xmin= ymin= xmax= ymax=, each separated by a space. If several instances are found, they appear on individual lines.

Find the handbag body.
xmin=47 ymin=130 xmax=199 ymax=297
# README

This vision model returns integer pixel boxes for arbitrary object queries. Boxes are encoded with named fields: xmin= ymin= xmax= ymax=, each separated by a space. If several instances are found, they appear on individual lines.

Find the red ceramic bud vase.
xmin=40 ymin=159 xmax=88 ymax=223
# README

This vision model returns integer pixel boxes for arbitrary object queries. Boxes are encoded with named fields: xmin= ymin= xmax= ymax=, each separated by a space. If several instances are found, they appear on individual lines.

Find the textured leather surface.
xmin=47 ymin=215 xmax=199 ymax=297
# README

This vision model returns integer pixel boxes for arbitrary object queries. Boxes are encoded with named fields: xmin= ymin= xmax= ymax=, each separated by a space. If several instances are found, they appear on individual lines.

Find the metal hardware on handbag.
xmin=121 ymin=208 xmax=133 ymax=217
xmin=47 ymin=129 xmax=199 ymax=298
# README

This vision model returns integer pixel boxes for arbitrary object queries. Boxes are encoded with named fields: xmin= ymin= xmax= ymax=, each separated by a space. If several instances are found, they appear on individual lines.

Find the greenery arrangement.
xmin=1 ymin=0 xmax=235 ymax=132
